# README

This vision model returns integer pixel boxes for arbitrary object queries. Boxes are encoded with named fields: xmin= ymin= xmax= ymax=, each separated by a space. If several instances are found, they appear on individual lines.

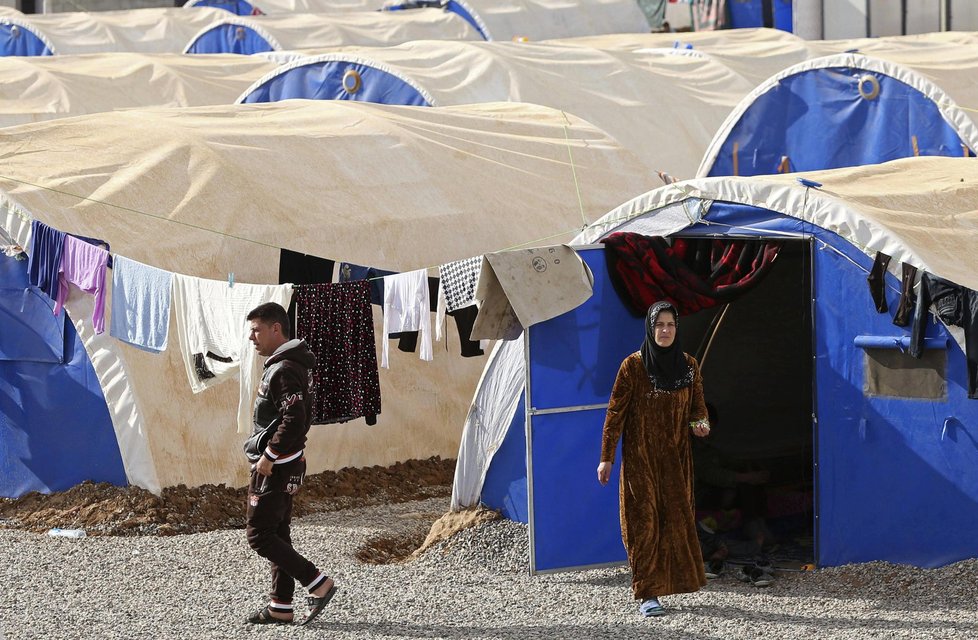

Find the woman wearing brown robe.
xmin=597 ymin=301 xmax=710 ymax=617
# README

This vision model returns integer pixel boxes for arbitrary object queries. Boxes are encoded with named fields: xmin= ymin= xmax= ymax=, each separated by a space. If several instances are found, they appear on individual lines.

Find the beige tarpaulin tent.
xmin=183 ymin=9 xmax=479 ymax=53
xmin=183 ymin=0 xmax=392 ymax=12
xmin=0 ymin=100 xmax=654 ymax=493
xmin=237 ymin=40 xmax=758 ymax=179
xmin=0 ymin=53 xmax=277 ymax=128
xmin=0 ymin=7 xmax=228 ymax=55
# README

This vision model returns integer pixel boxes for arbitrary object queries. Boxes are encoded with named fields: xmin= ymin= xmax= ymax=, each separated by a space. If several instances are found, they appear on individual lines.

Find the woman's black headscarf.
xmin=640 ymin=301 xmax=692 ymax=391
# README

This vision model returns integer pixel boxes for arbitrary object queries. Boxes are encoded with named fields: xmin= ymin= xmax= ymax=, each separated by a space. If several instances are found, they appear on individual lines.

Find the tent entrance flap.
xmin=678 ymin=238 xmax=815 ymax=569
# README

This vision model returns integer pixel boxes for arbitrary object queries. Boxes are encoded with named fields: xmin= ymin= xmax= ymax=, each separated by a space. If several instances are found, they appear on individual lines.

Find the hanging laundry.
xmin=393 ymin=276 xmax=439 ymax=353
xmin=54 ymin=235 xmax=110 ymax=334
xmin=170 ymin=274 xmax=293 ymax=433
xmin=293 ymin=281 xmax=381 ymax=425
xmin=338 ymin=262 xmax=393 ymax=305
xmin=691 ymin=0 xmax=727 ymax=31
xmin=601 ymin=233 xmax=781 ymax=316
xmin=470 ymin=245 xmax=594 ymax=341
xmin=909 ymin=273 xmax=978 ymax=399
xmin=110 ymin=255 xmax=173 ymax=353
xmin=381 ymin=269 xmax=432 ymax=368
xmin=27 ymin=219 xmax=66 ymax=303
xmin=866 ymin=251 xmax=891 ymax=313
xmin=278 ymin=248 xmax=335 ymax=286
xmin=892 ymin=262 xmax=919 ymax=327
xmin=449 ymin=305 xmax=484 ymax=357
xmin=440 ymin=256 xmax=482 ymax=312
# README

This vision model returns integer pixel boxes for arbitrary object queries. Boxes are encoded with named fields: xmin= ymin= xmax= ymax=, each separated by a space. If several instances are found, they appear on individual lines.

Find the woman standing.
xmin=597 ymin=301 xmax=711 ymax=617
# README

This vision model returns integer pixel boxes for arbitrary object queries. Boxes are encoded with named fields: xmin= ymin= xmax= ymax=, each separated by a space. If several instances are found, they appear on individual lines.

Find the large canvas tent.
xmin=183 ymin=9 xmax=479 ymax=54
xmin=697 ymin=52 xmax=978 ymax=178
xmin=184 ymin=0 xmax=391 ymax=16
xmin=0 ymin=7 xmax=227 ymax=56
xmin=453 ymin=156 xmax=978 ymax=571
xmin=0 ymin=53 xmax=277 ymax=128
xmin=236 ymin=40 xmax=757 ymax=180
xmin=0 ymin=99 xmax=654 ymax=498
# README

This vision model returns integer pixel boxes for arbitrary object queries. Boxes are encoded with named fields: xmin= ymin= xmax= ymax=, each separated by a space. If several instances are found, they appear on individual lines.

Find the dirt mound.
xmin=0 ymin=456 xmax=455 ymax=537
xmin=354 ymin=506 xmax=501 ymax=565
xmin=413 ymin=507 xmax=501 ymax=556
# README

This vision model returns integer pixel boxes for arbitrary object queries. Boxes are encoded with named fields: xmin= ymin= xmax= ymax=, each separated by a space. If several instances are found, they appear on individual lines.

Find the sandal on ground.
xmin=639 ymin=598 xmax=666 ymax=617
xmin=247 ymin=605 xmax=293 ymax=625
xmin=301 ymin=584 xmax=338 ymax=627
xmin=736 ymin=565 xmax=773 ymax=588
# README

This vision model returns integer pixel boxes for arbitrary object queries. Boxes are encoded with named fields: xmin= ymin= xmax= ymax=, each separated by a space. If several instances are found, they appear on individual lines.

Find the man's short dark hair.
xmin=247 ymin=302 xmax=291 ymax=339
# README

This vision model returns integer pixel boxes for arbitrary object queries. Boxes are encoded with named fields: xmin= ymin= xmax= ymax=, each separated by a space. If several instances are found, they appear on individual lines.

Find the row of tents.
xmin=0 ymin=0 xmax=653 ymax=55
xmin=2 ymin=23 xmax=978 ymax=571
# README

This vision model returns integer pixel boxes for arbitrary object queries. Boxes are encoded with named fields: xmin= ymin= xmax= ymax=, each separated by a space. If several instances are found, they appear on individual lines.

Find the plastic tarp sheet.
xmin=0 ymin=7 xmax=228 ymax=56
xmin=236 ymin=40 xmax=758 ymax=180
xmin=0 ymin=53 xmax=277 ymax=129
xmin=698 ymin=54 xmax=978 ymax=178
xmin=186 ymin=0 xmax=390 ymax=14
xmin=0 ymin=255 xmax=127 ymax=498
xmin=445 ymin=0 xmax=649 ymax=41
xmin=184 ymin=10 xmax=479 ymax=54
xmin=0 ymin=100 xmax=653 ymax=492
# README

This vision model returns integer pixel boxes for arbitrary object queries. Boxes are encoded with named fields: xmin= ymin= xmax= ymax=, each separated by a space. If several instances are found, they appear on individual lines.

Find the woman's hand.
xmin=597 ymin=461 xmax=613 ymax=486
xmin=691 ymin=423 xmax=711 ymax=438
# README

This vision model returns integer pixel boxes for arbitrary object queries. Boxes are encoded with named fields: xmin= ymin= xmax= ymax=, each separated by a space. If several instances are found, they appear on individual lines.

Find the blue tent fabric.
xmin=240 ymin=60 xmax=432 ymax=106
xmin=0 ymin=22 xmax=52 ymax=56
xmin=0 ymin=255 xmax=127 ymax=499
xmin=707 ymin=67 xmax=972 ymax=177
xmin=185 ymin=24 xmax=272 ymax=54
xmin=443 ymin=1 xmax=488 ymax=40
xmin=188 ymin=0 xmax=257 ymax=15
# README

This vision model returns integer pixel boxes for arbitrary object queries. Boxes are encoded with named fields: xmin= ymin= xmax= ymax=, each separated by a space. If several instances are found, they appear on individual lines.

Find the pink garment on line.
xmin=54 ymin=235 xmax=109 ymax=334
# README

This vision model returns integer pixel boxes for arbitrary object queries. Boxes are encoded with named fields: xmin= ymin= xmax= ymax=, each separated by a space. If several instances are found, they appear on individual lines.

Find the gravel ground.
xmin=1 ymin=496 xmax=975 ymax=640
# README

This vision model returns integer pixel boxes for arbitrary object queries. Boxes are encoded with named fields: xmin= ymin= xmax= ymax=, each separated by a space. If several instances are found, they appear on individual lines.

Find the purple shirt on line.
xmin=54 ymin=235 xmax=110 ymax=334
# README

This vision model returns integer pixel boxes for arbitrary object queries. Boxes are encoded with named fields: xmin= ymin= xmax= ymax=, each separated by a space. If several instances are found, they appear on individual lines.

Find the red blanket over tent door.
xmin=600 ymin=232 xmax=783 ymax=316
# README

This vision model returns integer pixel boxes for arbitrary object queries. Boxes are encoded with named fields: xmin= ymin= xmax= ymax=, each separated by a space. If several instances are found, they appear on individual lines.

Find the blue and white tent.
xmin=184 ymin=0 xmax=390 ymax=17
xmin=183 ymin=9 xmax=479 ymax=54
xmin=697 ymin=52 xmax=978 ymax=178
xmin=0 ymin=7 xmax=226 ymax=56
xmin=453 ymin=156 xmax=978 ymax=571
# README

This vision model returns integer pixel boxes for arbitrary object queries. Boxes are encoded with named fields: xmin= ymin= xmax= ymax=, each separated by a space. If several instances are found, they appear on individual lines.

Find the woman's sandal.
xmin=247 ymin=605 xmax=293 ymax=625
xmin=301 ymin=584 xmax=338 ymax=626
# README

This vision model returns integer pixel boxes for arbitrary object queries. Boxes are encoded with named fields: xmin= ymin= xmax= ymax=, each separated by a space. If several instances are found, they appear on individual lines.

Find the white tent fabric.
xmin=238 ymin=40 xmax=758 ymax=179
xmin=0 ymin=99 xmax=654 ymax=492
xmin=452 ymin=156 xmax=978 ymax=509
xmin=0 ymin=53 xmax=277 ymax=128
xmin=695 ymin=53 xmax=978 ymax=178
xmin=449 ymin=0 xmax=650 ymax=41
xmin=1 ymin=7 xmax=228 ymax=55
xmin=183 ymin=10 xmax=480 ymax=52
xmin=184 ymin=0 xmax=392 ymax=11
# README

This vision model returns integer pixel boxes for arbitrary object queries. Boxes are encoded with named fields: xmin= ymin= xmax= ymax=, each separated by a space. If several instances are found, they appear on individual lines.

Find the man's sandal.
xmin=247 ymin=605 xmax=293 ymax=625
xmin=301 ymin=584 xmax=338 ymax=626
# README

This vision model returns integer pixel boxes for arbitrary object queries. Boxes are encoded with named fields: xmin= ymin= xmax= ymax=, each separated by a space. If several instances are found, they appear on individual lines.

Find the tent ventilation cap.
xmin=858 ymin=74 xmax=880 ymax=101
xmin=343 ymin=69 xmax=362 ymax=95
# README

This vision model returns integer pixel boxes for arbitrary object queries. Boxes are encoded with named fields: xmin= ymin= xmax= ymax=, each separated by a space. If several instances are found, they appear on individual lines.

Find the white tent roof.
xmin=239 ymin=39 xmax=758 ymax=179
xmin=183 ymin=9 xmax=480 ymax=52
xmin=0 ymin=99 xmax=654 ymax=493
xmin=448 ymin=0 xmax=650 ymax=41
xmin=454 ymin=155 xmax=978 ymax=509
xmin=184 ymin=0 xmax=392 ymax=11
xmin=1 ymin=7 xmax=228 ymax=55
xmin=0 ymin=52 xmax=277 ymax=128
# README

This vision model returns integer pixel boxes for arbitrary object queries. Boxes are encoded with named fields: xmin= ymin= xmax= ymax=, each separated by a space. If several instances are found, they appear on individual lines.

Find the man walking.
xmin=244 ymin=302 xmax=336 ymax=626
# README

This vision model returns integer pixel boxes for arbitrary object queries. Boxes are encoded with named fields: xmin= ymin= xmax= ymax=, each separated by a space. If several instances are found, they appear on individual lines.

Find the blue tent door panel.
xmin=528 ymin=410 xmax=625 ymax=572
xmin=0 ymin=287 xmax=64 ymax=363
xmin=526 ymin=247 xmax=643 ymax=573
xmin=813 ymin=240 xmax=978 ymax=568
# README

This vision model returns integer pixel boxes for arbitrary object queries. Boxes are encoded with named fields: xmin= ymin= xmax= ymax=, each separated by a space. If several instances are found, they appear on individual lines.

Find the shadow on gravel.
xmin=316 ymin=621 xmax=720 ymax=640
xmin=687 ymin=604 xmax=977 ymax=633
